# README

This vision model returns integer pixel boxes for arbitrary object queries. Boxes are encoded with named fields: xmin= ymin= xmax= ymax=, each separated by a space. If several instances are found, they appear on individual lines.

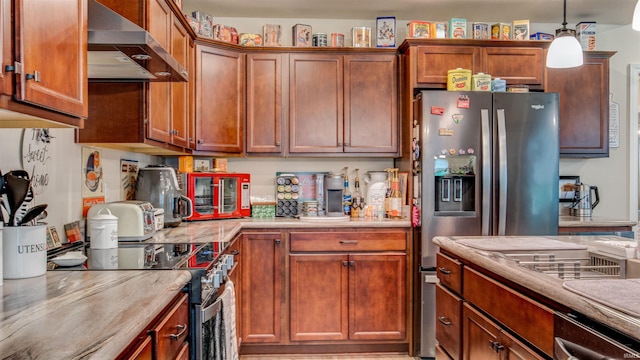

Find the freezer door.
xmin=493 ymin=92 xmax=559 ymax=235
xmin=419 ymin=91 xmax=492 ymax=268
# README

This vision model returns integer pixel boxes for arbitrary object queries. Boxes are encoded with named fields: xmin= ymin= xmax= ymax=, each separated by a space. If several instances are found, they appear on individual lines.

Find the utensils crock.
xmin=3 ymin=224 xmax=47 ymax=279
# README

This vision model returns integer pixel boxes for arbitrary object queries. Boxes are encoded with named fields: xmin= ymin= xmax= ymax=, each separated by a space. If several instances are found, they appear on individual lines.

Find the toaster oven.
xmin=181 ymin=172 xmax=251 ymax=220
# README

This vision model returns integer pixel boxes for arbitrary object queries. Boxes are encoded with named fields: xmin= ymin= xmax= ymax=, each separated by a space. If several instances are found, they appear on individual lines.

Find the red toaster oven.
xmin=181 ymin=172 xmax=251 ymax=220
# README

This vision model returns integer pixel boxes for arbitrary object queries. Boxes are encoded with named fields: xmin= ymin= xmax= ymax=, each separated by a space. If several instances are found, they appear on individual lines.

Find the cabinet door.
xmin=344 ymin=54 xmax=398 ymax=154
xmin=195 ymin=45 xmax=244 ymax=153
xmin=416 ymin=46 xmax=481 ymax=86
xmin=0 ymin=0 xmax=11 ymax=97
xmin=289 ymin=54 xmax=343 ymax=153
xmin=151 ymin=293 xmax=189 ymax=360
xmin=169 ymin=14 xmax=190 ymax=147
xmin=546 ymin=52 xmax=614 ymax=157
xmin=241 ymin=232 xmax=283 ymax=343
xmin=436 ymin=283 xmax=462 ymax=360
xmin=246 ymin=53 xmax=284 ymax=153
xmin=14 ymin=0 xmax=87 ymax=118
xmin=290 ymin=253 xmax=349 ymax=341
xmin=501 ymin=331 xmax=545 ymax=360
xmin=462 ymin=303 xmax=500 ymax=360
xmin=146 ymin=0 xmax=173 ymax=144
xmin=349 ymin=253 xmax=406 ymax=341
xmin=187 ymin=38 xmax=197 ymax=149
xmin=225 ymin=235 xmax=242 ymax=347
xmin=481 ymin=47 xmax=545 ymax=88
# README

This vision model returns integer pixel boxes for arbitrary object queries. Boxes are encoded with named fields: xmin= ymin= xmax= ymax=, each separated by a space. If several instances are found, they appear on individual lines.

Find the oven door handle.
xmin=201 ymin=296 xmax=223 ymax=323
xmin=554 ymin=337 xmax=615 ymax=360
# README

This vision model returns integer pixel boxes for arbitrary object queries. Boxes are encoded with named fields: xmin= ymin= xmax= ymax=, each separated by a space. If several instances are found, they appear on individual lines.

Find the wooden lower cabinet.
xmin=122 ymin=335 xmax=153 ymax=360
xmin=462 ymin=303 xmax=543 ymax=360
xmin=241 ymin=231 xmax=284 ymax=344
xmin=290 ymin=252 xmax=406 ymax=342
xmin=435 ymin=283 xmax=462 ymax=360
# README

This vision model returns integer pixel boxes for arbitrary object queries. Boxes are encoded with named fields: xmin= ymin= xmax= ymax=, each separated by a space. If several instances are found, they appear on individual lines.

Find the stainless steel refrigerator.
xmin=415 ymin=90 xmax=559 ymax=358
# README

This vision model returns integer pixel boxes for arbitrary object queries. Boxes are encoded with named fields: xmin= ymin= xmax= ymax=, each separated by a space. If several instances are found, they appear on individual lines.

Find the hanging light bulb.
xmin=633 ymin=0 xmax=640 ymax=30
xmin=546 ymin=0 xmax=584 ymax=68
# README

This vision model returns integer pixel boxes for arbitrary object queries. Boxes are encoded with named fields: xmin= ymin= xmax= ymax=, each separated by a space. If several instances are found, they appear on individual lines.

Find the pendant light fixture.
xmin=633 ymin=0 xmax=640 ymax=30
xmin=546 ymin=0 xmax=584 ymax=68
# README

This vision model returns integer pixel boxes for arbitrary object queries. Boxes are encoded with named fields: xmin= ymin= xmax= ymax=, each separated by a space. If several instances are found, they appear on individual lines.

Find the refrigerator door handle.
xmin=454 ymin=178 xmax=462 ymax=202
xmin=441 ymin=178 xmax=450 ymax=202
xmin=497 ymin=108 xmax=508 ymax=235
xmin=480 ymin=109 xmax=491 ymax=236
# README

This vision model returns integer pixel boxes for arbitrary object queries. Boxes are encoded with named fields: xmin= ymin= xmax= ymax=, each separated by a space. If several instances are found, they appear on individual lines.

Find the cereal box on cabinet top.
xmin=530 ymin=32 xmax=554 ymax=40
xmin=293 ymin=24 xmax=312 ymax=47
xmin=407 ymin=21 xmax=431 ymax=38
xmin=576 ymin=22 xmax=596 ymax=50
xmin=239 ymin=33 xmax=262 ymax=46
xmin=449 ymin=18 xmax=467 ymax=38
xmin=512 ymin=20 xmax=529 ymax=40
xmin=491 ymin=22 xmax=511 ymax=40
xmin=192 ymin=11 xmax=213 ymax=39
xmin=472 ymin=23 xmax=489 ymax=40
xmin=376 ymin=16 xmax=396 ymax=47
xmin=213 ymin=24 xmax=238 ymax=44
xmin=431 ymin=21 xmax=448 ymax=38
xmin=263 ymin=24 xmax=282 ymax=46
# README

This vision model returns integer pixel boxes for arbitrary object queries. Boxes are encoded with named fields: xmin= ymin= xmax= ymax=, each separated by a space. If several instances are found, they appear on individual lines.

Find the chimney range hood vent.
xmin=87 ymin=0 xmax=187 ymax=82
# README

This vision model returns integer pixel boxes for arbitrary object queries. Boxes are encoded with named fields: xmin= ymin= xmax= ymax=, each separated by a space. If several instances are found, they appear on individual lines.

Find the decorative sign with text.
xmin=21 ymin=129 xmax=54 ymax=195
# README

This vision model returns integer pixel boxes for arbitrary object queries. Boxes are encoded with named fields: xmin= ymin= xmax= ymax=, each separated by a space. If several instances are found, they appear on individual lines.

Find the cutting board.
xmin=563 ymin=279 xmax=640 ymax=318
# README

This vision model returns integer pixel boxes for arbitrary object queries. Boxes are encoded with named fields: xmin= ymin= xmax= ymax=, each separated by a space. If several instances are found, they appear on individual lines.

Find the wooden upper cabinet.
xmin=194 ymin=44 xmax=244 ymax=153
xmin=169 ymin=14 xmax=190 ymax=147
xmin=344 ymin=54 xmax=398 ymax=154
xmin=481 ymin=47 xmax=545 ymax=88
xmin=13 ymin=0 xmax=87 ymax=119
xmin=416 ymin=46 xmax=481 ymax=85
xmin=0 ymin=0 xmax=11 ymax=97
xmin=289 ymin=53 xmax=344 ymax=153
xmin=546 ymin=51 xmax=615 ymax=158
xmin=246 ymin=53 xmax=284 ymax=154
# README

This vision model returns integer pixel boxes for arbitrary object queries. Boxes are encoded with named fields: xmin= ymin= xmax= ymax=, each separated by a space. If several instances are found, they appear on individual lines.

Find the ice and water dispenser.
xmin=434 ymin=155 xmax=476 ymax=213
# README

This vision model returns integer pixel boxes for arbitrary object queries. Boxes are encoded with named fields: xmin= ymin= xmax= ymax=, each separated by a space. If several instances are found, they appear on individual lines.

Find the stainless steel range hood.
xmin=88 ymin=0 xmax=187 ymax=82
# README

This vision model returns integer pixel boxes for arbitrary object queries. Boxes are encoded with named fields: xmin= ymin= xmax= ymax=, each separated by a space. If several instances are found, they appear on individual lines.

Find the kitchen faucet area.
xmin=1 ymin=0 xmax=640 ymax=359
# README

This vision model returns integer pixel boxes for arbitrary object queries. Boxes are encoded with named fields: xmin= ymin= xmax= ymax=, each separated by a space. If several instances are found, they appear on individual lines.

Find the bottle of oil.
xmin=384 ymin=168 xmax=393 ymax=218
xmin=351 ymin=168 xmax=363 ymax=219
xmin=388 ymin=168 xmax=403 ymax=219
xmin=342 ymin=167 xmax=351 ymax=216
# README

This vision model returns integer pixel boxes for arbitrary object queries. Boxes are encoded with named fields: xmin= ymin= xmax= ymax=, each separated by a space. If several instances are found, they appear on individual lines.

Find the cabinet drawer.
xmin=437 ymin=253 xmax=462 ymax=294
xmin=436 ymin=284 xmax=462 ymax=360
xmin=463 ymin=267 xmax=554 ymax=357
xmin=290 ymin=231 xmax=407 ymax=252
xmin=151 ymin=293 xmax=189 ymax=360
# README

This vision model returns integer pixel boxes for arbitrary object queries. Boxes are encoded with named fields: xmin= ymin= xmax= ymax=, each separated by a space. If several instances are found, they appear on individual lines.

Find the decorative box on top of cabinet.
xmin=77 ymin=0 xmax=193 ymax=155
xmin=546 ymin=51 xmax=616 ymax=158
xmin=400 ymin=39 xmax=549 ymax=90
xmin=288 ymin=51 xmax=398 ymax=156
xmin=0 ymin=0 xmax=86 ymax=128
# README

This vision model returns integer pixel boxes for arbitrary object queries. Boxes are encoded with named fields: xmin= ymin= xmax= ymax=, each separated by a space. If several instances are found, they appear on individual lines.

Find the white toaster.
xmin=87 ymin=201 xmax=157 ymax=241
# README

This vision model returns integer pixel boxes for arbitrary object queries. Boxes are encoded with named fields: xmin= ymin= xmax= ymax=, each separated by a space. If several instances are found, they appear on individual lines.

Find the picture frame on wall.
xmin=376 ymin=16 xmax=396 ymax=47
xmin=559 ymin=176 xmax=580 ymax=202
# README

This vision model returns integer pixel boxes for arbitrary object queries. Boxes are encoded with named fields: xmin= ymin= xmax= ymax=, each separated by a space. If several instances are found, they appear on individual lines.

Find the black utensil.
xmin=5 ymin=174 xmax=31 ymax=226
xmin=18 ymin=204 xmax=48 ymax=226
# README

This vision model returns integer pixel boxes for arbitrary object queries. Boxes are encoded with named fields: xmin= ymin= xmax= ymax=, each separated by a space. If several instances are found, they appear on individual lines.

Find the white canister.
xmin=3 ymin=224 xmax=47 ymax=279
xmin=90 ymin=208 xmax=118 ymax=249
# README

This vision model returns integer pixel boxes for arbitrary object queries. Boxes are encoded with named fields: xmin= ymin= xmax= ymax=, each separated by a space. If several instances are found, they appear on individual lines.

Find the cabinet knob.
xmin=275 ymin=239 xmax=281 ymax=245
xmin=275 ymin=141 xmax=281 ymax=146
xmin=344 ymin=142 xmax=349 ymax=147
xmin=232 ymin=250 xmax=239 ymax=255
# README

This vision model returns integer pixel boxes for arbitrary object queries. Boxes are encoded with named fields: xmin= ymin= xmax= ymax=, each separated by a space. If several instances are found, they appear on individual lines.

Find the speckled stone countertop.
xmin=433 ymin=235 xmax=640 ymax=341
xmin=149 ymin=217 xmax=411 ymax=244
xmin=558 ymin=215 xmax=636 ymax=228
xmin=0 ymin=270 xmax=191 ymax=359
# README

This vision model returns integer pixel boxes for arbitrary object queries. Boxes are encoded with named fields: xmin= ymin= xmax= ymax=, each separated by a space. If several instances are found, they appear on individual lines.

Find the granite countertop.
xmin=149 ymin=217 xmax=411 ymax=244
xmin=558 ymin=215 xmax=636 ymax=228
xmin=0 ymin=270 xmax=192 ymax=359
xmin=433 ymin=235 xmax=640 ymax=341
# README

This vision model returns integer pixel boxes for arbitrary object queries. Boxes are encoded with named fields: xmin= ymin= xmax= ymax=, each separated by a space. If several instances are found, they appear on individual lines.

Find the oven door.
xmin=195 ymin=289 xmax=225 ymax=360
xmin=554 ymin=312 xmax=640 ymax=359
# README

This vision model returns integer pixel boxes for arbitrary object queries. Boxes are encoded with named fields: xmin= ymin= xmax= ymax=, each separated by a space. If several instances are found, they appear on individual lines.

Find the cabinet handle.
xmin=438 ymin=316 xmax=451 ymax=326
xmin=25 ymin=73 xmax=34 ymax=81
xmin=339 ymin=240 xmax=358 ymax=245
xmin=489 ymin=340 xmax=504 ymax=353
xmin=344 ymin=142 xmax=349 ymax=147
xmin=169 ymin=324 xmax=187 ymax=340
xmin=337 ymin=142 xmax=343 ymax=147
xmin=438 ymin=267 xmax=451 ymax=275
xmin=4 ymin=65 xmax=14 ymax=72
xmin=25 ymin=70 xmax=40 ymax=82
xmin=232 ymin=250 xmax=239 ymax=255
